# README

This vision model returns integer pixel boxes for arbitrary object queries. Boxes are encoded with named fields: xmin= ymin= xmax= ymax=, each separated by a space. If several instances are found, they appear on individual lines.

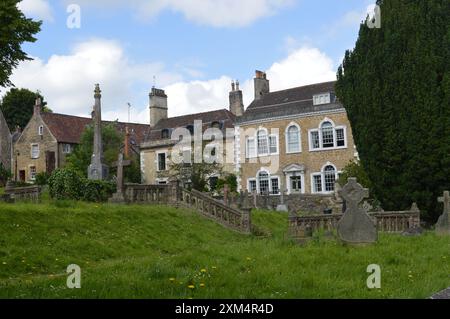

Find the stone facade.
xmin=0 ymin=108 xmax=12 ymax=172
xmin=13 ymin=100 xmax=59 ymax=182
xmin=237 ymin=111 xmax=357 ymax=195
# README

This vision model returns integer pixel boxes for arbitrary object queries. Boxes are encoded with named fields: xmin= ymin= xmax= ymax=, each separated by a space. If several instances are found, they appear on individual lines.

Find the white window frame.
xmin=62 ymin=143 xmax=72 ymax=154
xmin=313 ymin=93 xmax=331 ymax=106
xmin=257 ymin=128 xmax=269 ymax=156
xmin=308 ymin=118 xmax=348 ymax=151
xmin=310 ymin=163 xmax=339 ymax=194
xmin=270 ymin=176 xmax=280 ymax=195
xmin=31 ymin=143 xmax=40 ymax=159
xmin=285 ymin=122 xmax=302 ymax=154
xmin=286 ymin=172 xmax=305 ymax=195
xmin=247 ymin=178 xmax=257 ymax=193
xmin=268 ymin=134 xmax=279 ymax=155
xmin=38 ymin=125 xmax=44 ymax=136
xmin=156 ymin=151 xmax=168 ymax=172
xmin=253 ymin=170 xmax=281 ymax=195
xmin=246 ymin=137 xmax=256 ymax=159
xmin=29 ymin=166 xmax=37 ymax=181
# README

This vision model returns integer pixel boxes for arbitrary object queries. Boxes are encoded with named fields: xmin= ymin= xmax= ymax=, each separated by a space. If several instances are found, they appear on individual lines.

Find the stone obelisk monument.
xmin=88 ymin=84 xmax=109 ymax=180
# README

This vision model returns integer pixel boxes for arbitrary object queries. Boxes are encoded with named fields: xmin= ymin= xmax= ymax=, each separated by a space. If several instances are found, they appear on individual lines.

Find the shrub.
xmin=48 ymin=168 xmax=84 ymax=200
xmin=34 ymin=172 xmax=50 ymax=186
xmin=0 ymin=163 xmax=11 ymax=187
xmin=81 ymin=180 xmax=115 ymax=202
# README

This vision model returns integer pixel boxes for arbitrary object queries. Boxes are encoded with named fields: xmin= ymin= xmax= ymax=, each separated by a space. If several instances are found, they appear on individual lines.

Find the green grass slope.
xmin=0 ymin=201 xmax=449 ymax=299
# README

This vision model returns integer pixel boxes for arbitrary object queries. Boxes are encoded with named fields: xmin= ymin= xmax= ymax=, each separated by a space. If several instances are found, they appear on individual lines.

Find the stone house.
xmin=0 ymin=108 xmax=12 ymax=172
xmin=140 ymin=86 xmax=241 ymax=186
xmin=235 ymin=71 xmax=358 ymax=195
xmin=13 ymin=98 xmax=148 ymax=182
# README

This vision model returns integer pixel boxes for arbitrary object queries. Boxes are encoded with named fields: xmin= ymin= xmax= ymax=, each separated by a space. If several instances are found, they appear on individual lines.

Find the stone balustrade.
xmin=180 ymin=188 xmax=251 ymax=234
xmin=124 ymin=183 xmax=179 ymax=204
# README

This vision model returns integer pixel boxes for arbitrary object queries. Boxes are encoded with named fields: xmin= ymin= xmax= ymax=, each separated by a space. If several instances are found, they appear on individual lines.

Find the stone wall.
xmin=3 ymin=183 xmax=41 ymax=203
xmin=0 ymin=109 xmax=12 ymax=172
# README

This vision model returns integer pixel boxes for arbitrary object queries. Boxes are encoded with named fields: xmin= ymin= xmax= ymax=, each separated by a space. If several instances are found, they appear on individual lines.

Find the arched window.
xmin=258 ymin=171 xmax=269 ymax=195
xmin=323 ymin=165 xmax=336 ymax=192
xmin=286 ymin=125 xmax=300 ymax=153
xmin=321 ymin=122 xmax=334 ymax=148
xmin=257 ymin=129 xmax=269 ymax=155
xmin=312 ymin=164 xmax=338 ymax=193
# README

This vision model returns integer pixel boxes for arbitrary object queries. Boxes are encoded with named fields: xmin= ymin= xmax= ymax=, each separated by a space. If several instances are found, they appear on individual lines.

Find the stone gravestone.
xmin=88 ymin=84 xmax=109 ymax=180
xmin=109 ymin=152 xmax=131 ymax=203
xmin=436 ymin=191 xmax=450 ymax=235
xmin=337 ymin=178 xmax=377 ymax=244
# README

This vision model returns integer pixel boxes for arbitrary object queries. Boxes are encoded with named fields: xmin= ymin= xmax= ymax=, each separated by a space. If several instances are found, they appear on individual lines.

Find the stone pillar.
xmin=88 ymin=84 xmax=109 ymax=180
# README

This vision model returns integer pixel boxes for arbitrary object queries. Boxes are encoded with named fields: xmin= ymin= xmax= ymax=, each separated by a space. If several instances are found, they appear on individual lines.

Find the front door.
xmin=46 ymin=151 xmax=56 ymax=174
xmin=19 ymin=170 xmax=25 ymax=182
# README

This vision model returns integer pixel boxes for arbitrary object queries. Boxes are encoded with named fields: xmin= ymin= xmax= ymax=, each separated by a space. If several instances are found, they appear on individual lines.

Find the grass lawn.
xmin=0 ymin=200 xmax=449 ymax=299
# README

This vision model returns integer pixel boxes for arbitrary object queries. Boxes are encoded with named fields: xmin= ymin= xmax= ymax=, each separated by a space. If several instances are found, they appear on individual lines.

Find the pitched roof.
xmin=238 ymin=81 xmax=344 ymax=123
xmin=145 ymin=109 xmax=236 ymax=142
xmin=40 ymin=112 xmax=149 ymax=145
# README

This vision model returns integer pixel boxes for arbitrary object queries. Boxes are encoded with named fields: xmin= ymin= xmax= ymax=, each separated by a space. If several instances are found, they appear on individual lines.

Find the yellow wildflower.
xmin=200 ymin=283 xmax=205 ymax=288
xmin=188 ymin=285 xmax=195 ymax=289
xmin=200 ymin=269 xmax=207 ymax=273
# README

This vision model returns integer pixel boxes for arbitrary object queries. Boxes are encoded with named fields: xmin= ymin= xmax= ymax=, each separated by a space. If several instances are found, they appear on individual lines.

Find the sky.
xmin=3 ymin=0 xmax=377 ymax=124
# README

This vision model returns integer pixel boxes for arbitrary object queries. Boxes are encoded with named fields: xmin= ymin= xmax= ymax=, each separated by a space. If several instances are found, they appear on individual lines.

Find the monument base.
xmin=109 ymin=191 xmax=126 ymax=204
xmin=88 ymin=163 xmax=109 ymax=180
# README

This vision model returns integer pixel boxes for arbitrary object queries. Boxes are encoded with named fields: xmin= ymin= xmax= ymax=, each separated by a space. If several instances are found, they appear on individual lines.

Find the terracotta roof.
xmin=40 ymin=112 xmax=149 ymax=145
xmin=145 ymin=109 xmax=236 ymax=142
xmin=239 ymin=81 xmax=343 ymax=123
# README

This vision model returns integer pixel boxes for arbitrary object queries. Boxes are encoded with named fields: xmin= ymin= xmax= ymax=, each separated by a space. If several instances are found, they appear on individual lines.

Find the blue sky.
xmin=8 ymin=0 xmax=376 ymax=123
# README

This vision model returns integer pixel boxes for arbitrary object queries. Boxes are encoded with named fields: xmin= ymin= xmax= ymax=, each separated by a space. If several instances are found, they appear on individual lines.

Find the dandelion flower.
xmin=2 ymin=262 xmax=6 ymax=265
xmin=212 ymin=266 xmax=217 ymax=270
xmin=188 ymin=285 xmax=195 ymax=289
xmin=169 ymin=278 xmax=176 ymax=282
xmin=200 ymin=283 xmax=205 ymax=288
xmin=200 ymin=269 xmax=207 ymax=273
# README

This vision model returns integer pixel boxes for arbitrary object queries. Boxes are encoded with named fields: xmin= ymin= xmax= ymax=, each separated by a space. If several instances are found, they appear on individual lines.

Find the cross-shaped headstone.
xmin=337 ymin=178 xmax=377 ymax=244
xmin=111 ymin=153 xmax=131 ymax=194
xmin=436 ymin=191 xmax=450 ymax=235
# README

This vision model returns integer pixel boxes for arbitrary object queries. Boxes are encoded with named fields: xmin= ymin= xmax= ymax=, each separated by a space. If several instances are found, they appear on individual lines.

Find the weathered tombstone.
xmin=337 ymin=178 xmax=377 ymax=244
xmin=436 ymin=191 xmax=450 ymax=235
xmin=88 ymin=84 xmax=109 ymax=180
xmin=109 ymin=152 xmax=131 ymax=203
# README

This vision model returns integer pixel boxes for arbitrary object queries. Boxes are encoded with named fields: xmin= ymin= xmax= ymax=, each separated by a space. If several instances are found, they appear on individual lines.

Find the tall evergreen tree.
xmin=336 ymin=0 xmax=450 ymax=221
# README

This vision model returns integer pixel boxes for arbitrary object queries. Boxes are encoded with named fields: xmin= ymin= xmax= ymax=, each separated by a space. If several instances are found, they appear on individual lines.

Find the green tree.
xmin=336 ymin=0 xmax=450 ymax=221
xmin=66 ymin=123 xmax=141 ymax=183
xmin=337 ymin=160 xmax=372 ymax=190
xmin=0 ymin=88 xmax=51 ymax=130
xmin=0 ymin=0 xmax=41 ymax=88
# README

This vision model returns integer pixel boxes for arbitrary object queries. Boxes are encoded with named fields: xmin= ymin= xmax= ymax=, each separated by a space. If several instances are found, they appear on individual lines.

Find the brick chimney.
xmin=254 ymin=70 xmax=270 ymax=100
xmin=33 ymin=97 xmax=42 ymax=116
xmin=149 ymin=87 xmax=168 ymax=127
xmin=229 ymin=80 xmax=244 ymax=117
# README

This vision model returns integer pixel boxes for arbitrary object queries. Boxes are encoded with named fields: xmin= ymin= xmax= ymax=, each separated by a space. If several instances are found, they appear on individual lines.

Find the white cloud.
xmin=3 ymin=40 xmax=336 ymax=124
xmin=69 ymin=0 xmax=293 ymax=27
xmin=339 ymin=4 xmax=378 ymax=28
xmin=18 ymin=0 xmax=54 ymax=22
xmin=3 ymin=39 xmax=181 ymax=123
xmin=163 ymin=46 xmax=336 ymax=117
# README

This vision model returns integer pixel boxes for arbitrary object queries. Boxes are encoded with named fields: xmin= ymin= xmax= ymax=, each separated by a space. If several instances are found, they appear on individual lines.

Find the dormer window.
xmin=161 ymin=129 xmax=170 ymax=139
xmin=313 ymin=93 xmax=331 ymax=105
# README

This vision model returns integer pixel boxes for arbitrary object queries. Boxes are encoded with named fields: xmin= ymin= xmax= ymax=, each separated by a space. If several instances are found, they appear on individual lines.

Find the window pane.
xmin=257 ymin=131 xmax=268 ymax=155
xmin=313 ymin=175 xmax=322 ymax=193
xmin=336 ymin=128 xmax=345 ymax=147
xmin=324 ymin=166 xmax=336 ymax=192
xmin=271 ymin=178 xmax=279 ymax=194
xmin=258 ymin=172 xmax=269 ymax=194
xmin=321 ymin=122 xmax=334 ymax=148
xmin=249 ymin=180 xmax=257 ymax=192
xmin=269 ymin=135 xmax=278 ymax=154
xmin=291 ymin=176 xmax=302 ymax=191
xmin=247 ymin=138 xmax=256 ymax=158
xmin=311 ymin=131 xmax=320 ymax=149
xmin=158 ymin=153 xmax=166 ymax=171
xmin=287 ymin=126 xmax=300 ymax=152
